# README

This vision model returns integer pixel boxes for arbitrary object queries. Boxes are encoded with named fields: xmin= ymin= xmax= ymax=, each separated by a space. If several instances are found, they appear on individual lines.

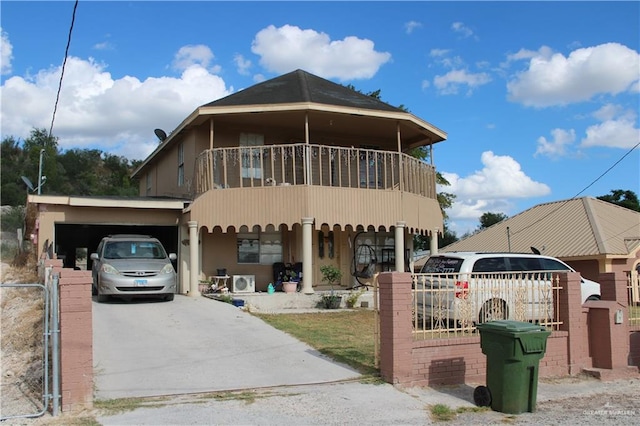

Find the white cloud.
xmin=0 ymin=54 xmax=231 ymax=160
xmin=430 ymin=49 xmax=450 ymax=57
xmin=433 ymin=69 xmax=491 ymax=95
xmin=581 ymin=118 xmax=640 ymax=149
xmin=234 ymin=54 xmax=251 ymax=75
xmin=535 ymin=128 xmax=576 ymax=158
xmin=1 ymin=28 xmax=13 ymax=75
xmin=451 ymin=22 xmax=473 ymax=38
xmin=440 ymin=151 xmax=551 ymax=231
xmin=251 ymin=25 xmax=391 ymax=81
xmin=405 ymin=21 xmax=422 ymax=34
xmin=171 ymin=44 xmax=217 ymax=72
xmin=507 ymin=43 xmax=640 ymax=107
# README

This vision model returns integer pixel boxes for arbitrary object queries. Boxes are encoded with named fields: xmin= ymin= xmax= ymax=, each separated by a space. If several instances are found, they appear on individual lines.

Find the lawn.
xmin=253 ymin=310 xmax=379 ymax=375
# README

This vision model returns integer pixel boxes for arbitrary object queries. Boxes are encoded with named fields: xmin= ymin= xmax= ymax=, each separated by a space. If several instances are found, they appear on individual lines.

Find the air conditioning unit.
xmin=232 ymin=275 xmax=255 ymax=293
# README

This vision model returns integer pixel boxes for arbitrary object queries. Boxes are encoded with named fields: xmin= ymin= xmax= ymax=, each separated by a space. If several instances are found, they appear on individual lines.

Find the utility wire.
xmin=511 ymin=141 xmax=640 ymax=236
xmin=49 ymin=0 xmax=79 ymax=138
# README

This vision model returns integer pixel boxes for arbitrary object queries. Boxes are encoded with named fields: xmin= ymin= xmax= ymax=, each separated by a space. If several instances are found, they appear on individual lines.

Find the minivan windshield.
xmin=421 ymin=257 xmax=464 ymax=273
xmin=104 ymin=241 xmax=167 ymax=260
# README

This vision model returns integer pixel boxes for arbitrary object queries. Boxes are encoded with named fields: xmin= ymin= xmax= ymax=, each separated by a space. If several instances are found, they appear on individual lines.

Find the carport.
xmin=27 ymin=194 xmax=187 ymax=280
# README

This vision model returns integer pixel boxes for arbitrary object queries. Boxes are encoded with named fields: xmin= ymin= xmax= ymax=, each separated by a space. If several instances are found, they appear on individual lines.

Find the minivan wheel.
xmin=97 ymin=291 xmax=110 ymax=303
xmin=164 ymin=293 xmax=175 ymax=302
xmin=479 ymin=299 xmax=507 ymax=323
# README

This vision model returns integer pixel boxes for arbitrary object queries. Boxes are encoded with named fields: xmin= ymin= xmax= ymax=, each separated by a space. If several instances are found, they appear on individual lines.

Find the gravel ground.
xmin=2 ymin=374 xmax=637 ymax=425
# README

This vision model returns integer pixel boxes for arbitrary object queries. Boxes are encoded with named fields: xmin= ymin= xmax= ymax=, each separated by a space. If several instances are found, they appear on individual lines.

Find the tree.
xmin=478 ymin=212 xmax=508 ymax=230
xmin=597 ymin=190 xmax=640 ymax=212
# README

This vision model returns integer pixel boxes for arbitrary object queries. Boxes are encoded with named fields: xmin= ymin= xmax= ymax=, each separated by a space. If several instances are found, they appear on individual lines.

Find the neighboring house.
xmin=431 ymin=197 xmax=640 ymax=283
xmin=29 ymin=69 xmax=447 ymax=294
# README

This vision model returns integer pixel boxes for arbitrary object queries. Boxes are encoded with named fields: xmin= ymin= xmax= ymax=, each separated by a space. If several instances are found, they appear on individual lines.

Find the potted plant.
xmin=280 ymin=264 xmax=299 ymax=293
xmin=345 ymin=288 xmax=365 ymax=308
xmin=319 ymin=265 xmax=342 ymax=309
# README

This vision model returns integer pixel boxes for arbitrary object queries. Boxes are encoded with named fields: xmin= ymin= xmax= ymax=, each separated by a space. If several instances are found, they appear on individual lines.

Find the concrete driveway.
xmin=92 ymin=295 xmax=361 ymax=400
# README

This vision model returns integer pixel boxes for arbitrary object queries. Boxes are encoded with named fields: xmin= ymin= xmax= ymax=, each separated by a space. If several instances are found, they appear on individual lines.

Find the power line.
xmin=49 ymin=0 xmax=79 ymax=138
xmin=512 ymin=141 xmax=640 ymax=236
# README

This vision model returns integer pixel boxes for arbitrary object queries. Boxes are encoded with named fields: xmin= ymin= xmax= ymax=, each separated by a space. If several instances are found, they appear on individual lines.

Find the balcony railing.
xmin=194 ymin=143 xmax=437 ymax=198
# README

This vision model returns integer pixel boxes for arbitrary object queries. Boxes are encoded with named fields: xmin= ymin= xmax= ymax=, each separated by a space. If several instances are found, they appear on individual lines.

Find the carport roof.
xmin=28 ymin=195 xmax=189 ymax=210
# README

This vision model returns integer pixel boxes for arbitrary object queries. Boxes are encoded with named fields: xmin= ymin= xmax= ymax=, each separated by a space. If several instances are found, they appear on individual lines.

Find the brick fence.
xmin=379 ymin=271 xmax=640 ymax=387
xmin=45 ymin=259 xmax=93 ymax=412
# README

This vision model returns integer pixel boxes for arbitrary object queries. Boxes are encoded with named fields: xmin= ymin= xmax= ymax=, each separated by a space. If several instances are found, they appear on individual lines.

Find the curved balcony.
xmin=194 ymin=143 xmax=437 ymax=199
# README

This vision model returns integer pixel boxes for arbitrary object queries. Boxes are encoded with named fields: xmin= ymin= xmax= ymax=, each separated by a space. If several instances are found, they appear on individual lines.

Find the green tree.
xmin=478 ymin=212 xmax=508 ymax=229
xmin=597 ymin=189 xmax=639 ymax=212
xmin=1 ymin=136 xmax=29 ymax=206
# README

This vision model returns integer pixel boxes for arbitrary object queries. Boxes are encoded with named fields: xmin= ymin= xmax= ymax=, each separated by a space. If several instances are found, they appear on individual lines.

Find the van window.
xmin=421 ymin=257 xmax=464 ymax=273
xmin=472 ymin=257 xmax=507 ymax=273
xmin=507 ymin=257 xmax=541 ymax=271
xmin=539 ymin=258 xmax=571 ymax=271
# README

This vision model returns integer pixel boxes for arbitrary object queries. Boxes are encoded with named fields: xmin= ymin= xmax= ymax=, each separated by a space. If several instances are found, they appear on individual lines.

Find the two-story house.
xmin=28 ymin=69 xmax=447 ymax=295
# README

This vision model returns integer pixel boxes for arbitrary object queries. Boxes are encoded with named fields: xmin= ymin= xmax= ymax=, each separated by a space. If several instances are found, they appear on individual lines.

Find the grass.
xmin=253 ymin=310 xmax=379 ymax=376
xmin=429 ymin=403 xmax=490 ymax=422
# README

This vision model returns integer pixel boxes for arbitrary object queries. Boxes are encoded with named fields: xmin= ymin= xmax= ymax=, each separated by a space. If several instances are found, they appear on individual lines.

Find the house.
xmin=432 ymin=196 xmax=640 ymax=283
xmin=28 ymin=69 xmax=447 ymax=295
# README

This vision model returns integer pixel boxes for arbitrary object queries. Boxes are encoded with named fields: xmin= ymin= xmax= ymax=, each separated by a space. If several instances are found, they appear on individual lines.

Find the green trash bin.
xmin=474 ymin=320 xmax=551 ymax=414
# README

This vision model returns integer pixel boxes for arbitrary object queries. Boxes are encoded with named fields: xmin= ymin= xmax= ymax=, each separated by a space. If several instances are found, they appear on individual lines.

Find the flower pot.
xmin=321 ymin=295 xmax=342 ymax=309
xmin=283 ymin=281 xmax=298 ymax=293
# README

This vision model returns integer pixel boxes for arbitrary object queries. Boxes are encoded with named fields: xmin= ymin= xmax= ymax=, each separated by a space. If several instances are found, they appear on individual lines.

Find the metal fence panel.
xmin=0 ymin=283 xmax=49 ymax=420
xmin=412 ymin=271 xmax=561 ymax=339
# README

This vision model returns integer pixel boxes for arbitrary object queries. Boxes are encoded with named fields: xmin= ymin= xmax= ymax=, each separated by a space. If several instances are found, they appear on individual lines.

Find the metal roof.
xmin=442 ymin=197 xmax=640 ymax=258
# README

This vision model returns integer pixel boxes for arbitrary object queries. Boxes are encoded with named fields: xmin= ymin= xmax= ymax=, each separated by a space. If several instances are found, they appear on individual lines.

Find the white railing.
xmin=194 ymin=143 xmax=437 ymax=199
xmin=412 ymin=271 xmax=562 ymax=339
xmin=628 ymin=270 xmax=640 ymax=327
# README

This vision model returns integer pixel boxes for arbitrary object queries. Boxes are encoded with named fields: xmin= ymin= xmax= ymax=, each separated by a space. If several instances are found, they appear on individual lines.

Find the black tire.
xmin=164 ymin=293 xmax=175 ymax=301
xmin=479 ymin=299 xmax=507 ymax=323
xmin=97 ymin=292 xmax=109 ymax=303
xmin=473 ymin=385 xmax=491 ymax=407
xmin=91 ymin=281 xmax=97 ymax=296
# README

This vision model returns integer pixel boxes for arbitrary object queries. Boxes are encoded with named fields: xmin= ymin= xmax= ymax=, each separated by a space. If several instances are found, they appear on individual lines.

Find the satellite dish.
xmin=531 ymin=246 xmax=541 ymax=255
xmin=154 ymin=128 xmax=167 ymax=142
xmin=21 ymin=176 xmax=35 ymax=192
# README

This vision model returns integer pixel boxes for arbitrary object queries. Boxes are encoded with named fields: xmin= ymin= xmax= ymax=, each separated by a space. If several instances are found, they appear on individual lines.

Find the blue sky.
xmin=1 ymin=1 xmax=639 ymax=236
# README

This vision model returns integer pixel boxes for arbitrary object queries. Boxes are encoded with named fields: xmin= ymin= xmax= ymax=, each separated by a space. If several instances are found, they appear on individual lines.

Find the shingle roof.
xmin=203 ymin=69 xmax=404 ymax=113
xmin=442 ymin=197 xmax=640 ymax=258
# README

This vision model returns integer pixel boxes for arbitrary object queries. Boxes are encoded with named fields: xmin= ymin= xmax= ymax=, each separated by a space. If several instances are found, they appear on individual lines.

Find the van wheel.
xmin=97 ymin=292 xmax=110 ymax=303
xmin=164 ymin=293 xmax=175 ymax=302
xmin=479 ymin=299 xmax=507 ymax=323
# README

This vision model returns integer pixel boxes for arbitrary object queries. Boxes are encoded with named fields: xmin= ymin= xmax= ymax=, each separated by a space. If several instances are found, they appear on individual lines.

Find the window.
xmin=240 ymin=133 xmax=263 ymax=179
xmin=177 ymin=142 xmax=184 ymax=187
xmin=237 ymin=232 xmax=282 ymax=264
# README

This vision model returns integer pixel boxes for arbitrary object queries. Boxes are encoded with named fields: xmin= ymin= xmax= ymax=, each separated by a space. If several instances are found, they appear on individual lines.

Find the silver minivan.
xmin=416 ymin=252 xmax=601 ymax=325
xmin=91 ymin=234 xmax=177 ymax=302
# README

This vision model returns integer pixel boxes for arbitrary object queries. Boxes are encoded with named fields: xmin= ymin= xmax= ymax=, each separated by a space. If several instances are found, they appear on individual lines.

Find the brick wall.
xmin=45 ymin=259 xmax=93 ymax=412
xmin=378 ymin=270 xmax=639 ymax=387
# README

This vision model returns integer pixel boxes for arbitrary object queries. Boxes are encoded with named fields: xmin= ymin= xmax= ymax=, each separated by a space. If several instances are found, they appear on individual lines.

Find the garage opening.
xmin=54 ymin=224 xmax=178 ymax=272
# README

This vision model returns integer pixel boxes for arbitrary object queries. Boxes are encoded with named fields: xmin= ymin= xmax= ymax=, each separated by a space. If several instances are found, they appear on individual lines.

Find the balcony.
xmin=194 ymin=143 xmax=437 ymax=199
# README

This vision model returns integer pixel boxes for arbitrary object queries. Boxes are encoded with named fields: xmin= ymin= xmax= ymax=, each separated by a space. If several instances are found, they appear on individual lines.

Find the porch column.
xmin=188 ymin=221 xmax=200 ymax=297
xmin=430 ymin=227 xmax=439 ymax=255
xmin=395 ymin=221 xmax=406 ymax=272
xmin=301 ymin=217 xmax=314 ymax=294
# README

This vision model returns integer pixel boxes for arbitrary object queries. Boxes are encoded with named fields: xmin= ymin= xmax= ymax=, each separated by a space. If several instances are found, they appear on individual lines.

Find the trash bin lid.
xmin=477 ymin=320 xmax=546 ymax=335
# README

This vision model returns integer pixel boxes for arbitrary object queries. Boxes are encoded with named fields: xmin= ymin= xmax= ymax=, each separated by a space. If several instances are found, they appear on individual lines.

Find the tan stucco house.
xmin=28 ymin=69 xmax=447 ymax=295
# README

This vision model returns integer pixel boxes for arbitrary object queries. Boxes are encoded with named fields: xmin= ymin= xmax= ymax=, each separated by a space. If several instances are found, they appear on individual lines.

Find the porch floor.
xmin=201 ymin=286 xmax=376 ymax=313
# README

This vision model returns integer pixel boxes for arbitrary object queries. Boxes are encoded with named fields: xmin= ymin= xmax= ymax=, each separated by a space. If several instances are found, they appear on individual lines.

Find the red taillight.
xmin=455 ymin=281 xmax=469 ymax=299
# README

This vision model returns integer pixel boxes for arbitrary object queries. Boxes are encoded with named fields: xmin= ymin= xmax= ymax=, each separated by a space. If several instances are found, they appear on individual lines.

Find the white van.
xmin=415 ymin=252 xmax=601 ymax=324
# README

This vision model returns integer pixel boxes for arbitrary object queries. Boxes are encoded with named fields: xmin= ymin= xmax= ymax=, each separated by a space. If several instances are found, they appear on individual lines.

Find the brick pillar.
xmin=598 ymin=272 xmax=628 ymax=305
xmin=557 ymin=272 xmax=591 ymax=374
xmin=378 ymin=272 xmax=413 ymax=386
xmin=57 ymin=269 xmax=94 ymax=411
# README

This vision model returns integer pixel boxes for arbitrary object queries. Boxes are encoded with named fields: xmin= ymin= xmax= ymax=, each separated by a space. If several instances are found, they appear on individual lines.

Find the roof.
xmin=204 ymin=69 xmax=405 ymax=113
xmin=442 ymin=197 xmax=640 ymax=258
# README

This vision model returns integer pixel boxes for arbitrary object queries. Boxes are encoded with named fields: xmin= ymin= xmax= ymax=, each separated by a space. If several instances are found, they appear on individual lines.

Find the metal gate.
xmin=0 ymin=274 xmax=59 ymax=421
